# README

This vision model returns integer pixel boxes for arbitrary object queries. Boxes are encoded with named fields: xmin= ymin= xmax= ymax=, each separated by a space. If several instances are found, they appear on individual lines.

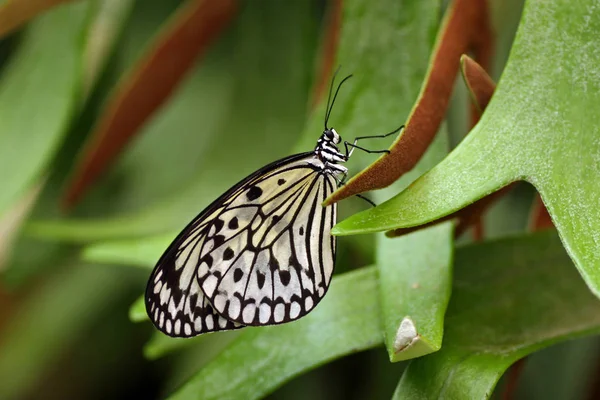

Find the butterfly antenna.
xmin=325 ymin=74 xmax=353 ymax=130
xmin=324 ymin=65 xmax=342 ymax=130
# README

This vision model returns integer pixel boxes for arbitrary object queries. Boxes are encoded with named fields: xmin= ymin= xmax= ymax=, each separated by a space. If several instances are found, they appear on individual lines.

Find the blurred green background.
xmin=1 ymin=0 xmax=600 ymax=399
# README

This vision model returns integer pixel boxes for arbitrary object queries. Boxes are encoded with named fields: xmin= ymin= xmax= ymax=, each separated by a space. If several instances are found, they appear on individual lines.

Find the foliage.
xmin=0 ymin=0 xmax=599 ymax=399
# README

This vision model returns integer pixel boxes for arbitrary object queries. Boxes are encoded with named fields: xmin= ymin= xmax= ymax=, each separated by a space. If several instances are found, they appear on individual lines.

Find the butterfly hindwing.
xmin=147 ymin=224 xmax=241 ymax=337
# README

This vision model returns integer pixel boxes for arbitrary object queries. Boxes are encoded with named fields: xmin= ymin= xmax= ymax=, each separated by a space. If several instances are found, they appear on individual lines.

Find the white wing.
xmin=145 ymin=153 xmax=338 ymax=337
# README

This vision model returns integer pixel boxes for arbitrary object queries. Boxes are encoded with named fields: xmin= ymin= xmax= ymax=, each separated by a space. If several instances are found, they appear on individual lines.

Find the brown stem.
xmin=311 ymin=0 xmax=343 ymax=110
xmin=61 ymin=0 xmax=238 ymax=209
xmin=501 ymin=358 xmax=527 ymax=400
xmin=387 ymin=55 xmax=511 ymax=239
xmin=528 ymin=195 xmax=554 ymax=231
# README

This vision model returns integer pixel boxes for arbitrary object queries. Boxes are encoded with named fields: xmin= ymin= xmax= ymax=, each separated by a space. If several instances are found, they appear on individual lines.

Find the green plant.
xmin=1 ymin=0 xmax=599 ymax=399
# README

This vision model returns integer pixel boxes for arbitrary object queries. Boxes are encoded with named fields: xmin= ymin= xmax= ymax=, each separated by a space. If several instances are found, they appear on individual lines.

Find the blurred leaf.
xmin=0 ymin=182 xmax=42 ymax=270
xmin=26 ymin=0 xmax=320 ymax=241
xmin=63 ymin=0 xmax=237 ymax=208
xmin=0 ymin=263 xmax=135 ymax=400
xmin=144 ymin=329 xmax=239 ymax=360
xmin=129 ymin=296 xmax=146 ymax=322
xmin=514 ymin=337 xmax=600 ymax=400
xmin=528 ymin=195 xmax=554 ymax=231
xmin=0 ymin=0 xmax=135 ymax=286
xmin=0 ymin=1 xmax=91 ymax=218
xmin=81 ymin=0 xmax=135 ymax=97
xmin=83 ymin=233 xmax=171 ymax=268
xmin=0 ymin=0 xmax=74 ymax=38
xmin=333 ymin=0 xmax=600 ymax=299
xmin=483 ymin=182 xmax=536 ymax=239
xmin=376 ymin=129 xmax=452 ymax=362
xmin=393 ymin=231 xmax=600 ymax=398
xmin=460 ymin=55 xmax=496 ymax=115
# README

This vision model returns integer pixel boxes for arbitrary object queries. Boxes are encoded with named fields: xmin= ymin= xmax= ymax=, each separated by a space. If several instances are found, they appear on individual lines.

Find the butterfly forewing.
xmin=145 ymin=152 xmax=339 ymax=337
xmin=204 ymin=169 xmax=337 ymax=326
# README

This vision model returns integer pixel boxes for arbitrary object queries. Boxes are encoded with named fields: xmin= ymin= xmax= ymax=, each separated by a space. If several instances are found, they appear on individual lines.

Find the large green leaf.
xmin=0 ymin=2 xmax=91 ymax=217
xmin=83 ymin=221 xmax=600 ymax=398
xmin=393 ymin=231 xmax=600 ymax=398
xmin=161 ymin=231 xmax=600 ymax=400
xmin=333 ymin=0 xmax=600 ymax=297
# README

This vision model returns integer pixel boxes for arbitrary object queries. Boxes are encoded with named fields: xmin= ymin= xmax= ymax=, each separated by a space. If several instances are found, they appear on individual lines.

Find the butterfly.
xmin=145 ymin=72 xmax=402 ymax=337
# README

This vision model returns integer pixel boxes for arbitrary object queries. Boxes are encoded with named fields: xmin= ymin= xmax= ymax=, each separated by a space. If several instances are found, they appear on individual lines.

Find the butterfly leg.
xmin=332 ymin=174 xmax=376 ymax=208
xmin=344 ymin=124 xmax=405 ymax=158
xmin=356 ymin=194 xmax=376 ymax=207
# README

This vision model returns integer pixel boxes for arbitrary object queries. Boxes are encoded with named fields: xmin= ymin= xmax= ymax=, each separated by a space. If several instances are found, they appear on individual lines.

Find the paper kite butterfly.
xmin=145 ymin=72 xmax=402 ymax=337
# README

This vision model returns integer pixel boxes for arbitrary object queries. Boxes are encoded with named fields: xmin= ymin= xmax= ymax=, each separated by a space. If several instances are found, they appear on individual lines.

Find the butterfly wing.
xmin=146 ymin=152 xmax=339 ymax=337
xmin=146 ymin=213 xmax=241 ymax=337
xmin=199 ymin=158 xmax=338 ymax=326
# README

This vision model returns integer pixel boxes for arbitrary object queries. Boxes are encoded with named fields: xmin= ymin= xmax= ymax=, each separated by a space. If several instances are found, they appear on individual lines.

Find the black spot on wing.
xmin=213 ymin=235 xmax=225 ymax=247
xmin=279 ymin=270 xmax=291 ymax=286
xmin=233 ymin=268 xmax=244 ymax=283
xmin=257 ymin=272 xmax=266 ymax=289
xmin=202 ymin=254 xmax=213 ymax=267
xmin=223 ymin=247 xmax=234 ymax=261
xmin=213 ymin=219 xmax=224 ymax=233
xmin=246 ymin=185 xmax=263 ymax=201
xmin=228 ymin=217 xmax=239 ymax=230
xmin=277 ymin=178 xmax=286 ymax=185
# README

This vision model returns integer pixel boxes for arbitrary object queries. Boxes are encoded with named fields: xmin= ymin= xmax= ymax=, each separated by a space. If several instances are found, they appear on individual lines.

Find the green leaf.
xmin=332 ymin=0 xmax=600 ymax=298
xmin=144 ymin=329 xmax=239 ymax=360
xmin=377 ymin=222 xmax=452 ymax=362
xmin=82 ymin=233 xmax=172 ymax=268
xmin=0 ymin=0 xmax=135 ymax=285
xmin=0 ymin=264 xmax=135 ymax=399
xmin=167 ymin=267 xmax=382 ymax=400
xmin=393 ymin=231 xmax=600 ymax=398
xmin=159 ymin=231 xmax=600 ymax=400
xmin=129 ymin=296 xmax=147 ymax=322
xmin=0 ymin=1 xmax=91 ymax=217
xmin=375 ymin=129 xmax=451 ymax=362
xmin=514 ymin=337 xmax=600 ymax=399
xmin=298 ymin=0 xmax=450 ymax=361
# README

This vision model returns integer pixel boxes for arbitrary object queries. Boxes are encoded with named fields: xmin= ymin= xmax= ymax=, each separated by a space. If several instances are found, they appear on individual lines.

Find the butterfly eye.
xmin=330 ymin=129 xmax=341 ymax=143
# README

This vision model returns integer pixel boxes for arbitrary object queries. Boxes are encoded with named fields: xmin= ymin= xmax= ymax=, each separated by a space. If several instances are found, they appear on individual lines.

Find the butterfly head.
xmin=315 ymin=128 xmax=346 ymax=166
xmin=323 ymin=128 xmax=341 ymax=144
